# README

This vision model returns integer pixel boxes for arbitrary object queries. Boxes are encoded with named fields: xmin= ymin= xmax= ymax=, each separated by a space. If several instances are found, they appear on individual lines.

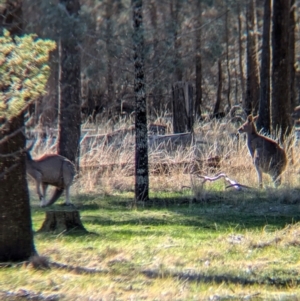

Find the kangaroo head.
xmin=238 ymin=115 xmax=258 ymax=134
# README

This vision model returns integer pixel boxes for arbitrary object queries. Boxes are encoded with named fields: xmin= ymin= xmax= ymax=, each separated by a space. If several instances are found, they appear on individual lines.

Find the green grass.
xmin=1 ymin=189 xmax=300 ymax=300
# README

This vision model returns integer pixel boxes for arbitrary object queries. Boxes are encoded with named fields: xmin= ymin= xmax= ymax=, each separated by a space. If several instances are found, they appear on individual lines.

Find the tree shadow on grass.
xmin=141 ymin=268 xmax=300 ymax=287
xmin=31 ymin=188 xmax=300 ymax=232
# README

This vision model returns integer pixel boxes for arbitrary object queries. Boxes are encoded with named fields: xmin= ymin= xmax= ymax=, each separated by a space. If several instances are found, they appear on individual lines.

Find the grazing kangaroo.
xmin=237 ymin=115 xmax=287 ymax=188
xmin=25 ymin=152 xmax=76 ymax=207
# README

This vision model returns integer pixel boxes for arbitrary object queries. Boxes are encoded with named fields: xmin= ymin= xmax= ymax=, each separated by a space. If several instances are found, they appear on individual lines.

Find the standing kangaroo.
xmin=25 ymin=152 xmax=75 ymax=207
xmin=237 ymin=115 xmax=287 ymax=188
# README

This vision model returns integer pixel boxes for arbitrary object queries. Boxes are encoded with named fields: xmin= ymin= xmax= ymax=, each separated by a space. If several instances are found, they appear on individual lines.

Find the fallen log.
xmin=80 ymin=156 xmax=221 ymax=177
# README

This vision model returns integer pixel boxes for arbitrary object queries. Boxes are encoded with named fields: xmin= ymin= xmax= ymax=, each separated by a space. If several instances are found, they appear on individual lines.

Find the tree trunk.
xmin=0 ymin=115 xmax=36 ymax=261
xmin=40 ymin=49 xmax=59 ymax=128
xmin=0 ymin=0 xmax=36 ymax=262
xmin=170 ymin=0 xmax=183 ymax=82
xmin=225 ymin=6 xmax=231 ymax=110
xmin=57 ymin=0 xmax=81 ymax=167
xmin=105 ymin=2 xmax=114 ymax=104
xmin=289 ymin=0 xmax=296 ymax=110
xmin=213 ymin=59 xmax=223 ymax=116
xmin=272 ymin=0 xmax=292 ymax=141
xmin=245 ymin=0 xmax=260 ymax=116
xmin=132 ymin=0 xmax=149 ymax=203
xmin=257 ymin=0 xmax=271 ymax=134
xmin=149 ymin=0 xmax=164 ymax=117
xmin=172 ymin=82 xmax=193 ymax=133
xmin=38 ymin=210 xmax=87 ymax=234
xmin=194 ymin=0 xmax=203 ymax=119
xmin=237 ymin=2 xmax=245 ymax=102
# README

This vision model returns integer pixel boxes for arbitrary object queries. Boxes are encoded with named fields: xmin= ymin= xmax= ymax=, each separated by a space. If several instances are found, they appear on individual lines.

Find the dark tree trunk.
xmin=272 ymin=0 xmax=292 ymax=141
xmin=170 ymin=0 xmax=183 ymax=82
xmin=149 ymin=0 xmax=163 ymax=117
xmin=0 ymin=116 xmax=36 ymax=261
xmin=289 ymin=0 xmax=296 ymax=110
xmin=225 ymin=6 xmax=231 ymax=110
xmin=132 ymin=0 xmax=149 ymax=203
xmin=172 ymin=82 xmax=193 ymax=133
xmin=213 ymin=59 xmax=223 ymax=116
xmin=105 ymin=2 xmax=114 ymax=103
xmin=245 ymin=0 xmax=260 ymax=116
xmin=0 ymin=0 xmax=36 ymax=262
xmin=237 ymin=2 xmax=245 ymax=102
xmin=57 ymin=0 xmax=81 ymax=166
xmin=257 ymin=0 xmax=271 ymax=135
xmin=194 ymin=0 xmax=202 ymax=119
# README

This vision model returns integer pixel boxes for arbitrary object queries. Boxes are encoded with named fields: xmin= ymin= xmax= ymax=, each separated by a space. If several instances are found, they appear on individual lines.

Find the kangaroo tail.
xmin=42 ymin=188 xmax=64 ymax=207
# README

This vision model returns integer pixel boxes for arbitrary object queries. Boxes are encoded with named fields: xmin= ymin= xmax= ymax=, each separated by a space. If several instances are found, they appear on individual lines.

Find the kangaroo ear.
xmin=247 ymin=115 xmax=253 ymax=122
xmin=253 ymin=115 xmax=259 ymax=122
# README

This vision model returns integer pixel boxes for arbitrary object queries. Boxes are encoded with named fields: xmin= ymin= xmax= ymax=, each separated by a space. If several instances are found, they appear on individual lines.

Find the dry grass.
xmin=28 ymin=116 xmax=300 ymax=199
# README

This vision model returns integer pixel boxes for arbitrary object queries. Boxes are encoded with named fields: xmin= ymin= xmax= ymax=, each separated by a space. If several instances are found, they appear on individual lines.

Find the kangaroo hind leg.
xmin=40 ymin=183 xmax=48 ymax=207
xmin=254 ymin=156 xmax=263 ymax=188
xmin=272 ymin=172 xmax=282 ymax=188
xmin=33 ymin=171 xmax=45 ymax=202
xmin=64 ymin=185 xmax=73 ymax=206
xmin=63 ymin=161 xmax=75 ymax=206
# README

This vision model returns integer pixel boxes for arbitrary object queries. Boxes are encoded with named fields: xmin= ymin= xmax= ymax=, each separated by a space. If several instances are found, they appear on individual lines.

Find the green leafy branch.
xmin=0 ymin=30 xmax=56 ymax=121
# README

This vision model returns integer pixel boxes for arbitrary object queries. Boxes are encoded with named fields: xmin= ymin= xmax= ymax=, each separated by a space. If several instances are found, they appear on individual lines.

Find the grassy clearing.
xmin=5 ymin=118 xmax=300 ymax=300
xmin=1 ymin=189 xmax=300 ymax=300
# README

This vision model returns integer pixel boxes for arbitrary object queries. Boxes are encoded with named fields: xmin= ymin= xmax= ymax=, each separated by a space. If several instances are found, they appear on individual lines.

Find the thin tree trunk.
xmin=257 ymin=0 xmax=271 ymax=134
xmin=105 ymin=2 xmax=114 ymax=103
xmin=224 ymin=3 xmax=231 ymax=109
xmin=237 ymin=2 xmax=245 ymax=102
xmin=132 ymin=0 xmax=149 ymax=203
xmin=195 ymin=0 xmax=203 ymax=119
xmin=0 ymin=0 xmax=36 ymax=261
xmin=57 ymin=0 xmax=81 ymax=166
xmin=213 ymin=59 xmax=223 ymax=116
xmin=170 ymin=0 xmax=183 ymax=82
xmin=289 ymin=0 xmax=296 ymax=110
xmin=272 ymin=0 xmax=292 ymax=141
xmin=245 ymin=0 xmax=260 ymax=116
xmin=149 ymin=0 xmax=163 ymax=116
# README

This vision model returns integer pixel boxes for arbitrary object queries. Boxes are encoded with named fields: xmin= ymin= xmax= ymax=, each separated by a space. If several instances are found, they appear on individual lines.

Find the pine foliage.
xmin=0 ymin=30 xmax=56 ymax=122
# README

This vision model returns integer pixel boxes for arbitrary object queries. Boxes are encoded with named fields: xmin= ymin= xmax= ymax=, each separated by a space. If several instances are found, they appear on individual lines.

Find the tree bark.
xmin=272 ymin=0 xmax=292 ymax=141
xmin=194 ymin=0 xmax=203 ymax=119
xmin=0 ymin=116 xmax=36 ymax=261
xmin=245 ymin=0 xmax=260 ymax=116
xmin=132 ymin=0 xmax=149 ymax=203
xmin=172 ymin=82 xmax=193 ymax=133
xmin=237 ymin=2 xmax=245 ymax=102
xmin=224 ymin=6 xmax=231 ymax=110
xmin=38 ymin=210 xmax=87 ymax=234
xmin=213 ymin=59 xmax=223 ymax=116
xmin=170 ymin=0 xmax=183 ymax=82
xmin=57 ymin=0 xmax=81 ymax=166
xmin=289 ymin=0 xmax=296 ymax=109
xmin=0 ymin=0 xmax=36 ymax=262
xmin=257 ymin=0 xmax=271 ymax=134
xmin=105 ymin=2 xmax=115 ymax=103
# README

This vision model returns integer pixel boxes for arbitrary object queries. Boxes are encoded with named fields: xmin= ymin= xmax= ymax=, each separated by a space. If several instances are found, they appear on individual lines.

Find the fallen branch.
xmin=196 ymin=173 xmax=252 ymax=191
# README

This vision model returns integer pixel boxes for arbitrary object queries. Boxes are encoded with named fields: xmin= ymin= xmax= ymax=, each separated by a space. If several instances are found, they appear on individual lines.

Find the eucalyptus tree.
xmin=257 ymin=0 xmax=271 ymax=135
xmin=57 ymin=0 xmax=82 ymax=165
xmin=271 ymin=0 xmax=292 ymax=141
